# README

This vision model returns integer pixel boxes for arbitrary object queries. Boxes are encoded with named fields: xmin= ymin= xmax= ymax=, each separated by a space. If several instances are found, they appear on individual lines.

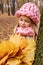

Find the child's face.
xmin=18 ymin=16 xmax=33 ymax=27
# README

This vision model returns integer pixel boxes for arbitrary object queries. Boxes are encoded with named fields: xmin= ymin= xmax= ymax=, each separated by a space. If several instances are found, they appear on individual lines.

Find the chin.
xmin=20 ymin=25 xmax=25 ymax=27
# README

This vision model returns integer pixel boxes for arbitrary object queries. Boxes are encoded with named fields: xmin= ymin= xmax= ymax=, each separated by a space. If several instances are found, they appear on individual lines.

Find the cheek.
xmin=25 ymin=23 xmax=29 ymax=26
xmin=19 ymin=21 xmax=23 ymax=26
xmin=26 ymin=22 xmax=32 ymax=27
xmin=19 ymin=21 xmax=21 ymax=25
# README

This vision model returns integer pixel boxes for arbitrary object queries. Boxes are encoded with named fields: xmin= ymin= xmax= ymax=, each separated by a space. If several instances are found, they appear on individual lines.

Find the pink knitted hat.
xmin=15 ymin=2 xmax=40 ymax=25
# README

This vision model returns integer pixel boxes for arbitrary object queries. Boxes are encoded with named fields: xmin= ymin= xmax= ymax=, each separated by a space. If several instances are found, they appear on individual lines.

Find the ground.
xmin=0 ymin=15 xmax=18 ymax=41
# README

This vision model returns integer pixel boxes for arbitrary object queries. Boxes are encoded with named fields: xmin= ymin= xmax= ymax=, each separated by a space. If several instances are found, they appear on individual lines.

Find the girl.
xmin=12 ymin=2 xmax=40 ymax=65
xmin=14 ymin=2 xmax=40 ymax=39
xmin=0 ymin=2 xmax=40 ymax=65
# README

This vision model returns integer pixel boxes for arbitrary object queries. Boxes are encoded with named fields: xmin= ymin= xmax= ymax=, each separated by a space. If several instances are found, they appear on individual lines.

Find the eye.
xmin=25 ymin=19 xmax=29 ymax=23
xmin=20 ymin=18 xmax=23 ymax=21
xmin=25 ymin=20 xmax=27 ymax=22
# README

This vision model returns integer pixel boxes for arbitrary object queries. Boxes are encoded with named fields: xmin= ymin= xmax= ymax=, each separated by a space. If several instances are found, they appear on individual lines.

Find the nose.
xmin=22 ymin=21 xmax=25 ymax=25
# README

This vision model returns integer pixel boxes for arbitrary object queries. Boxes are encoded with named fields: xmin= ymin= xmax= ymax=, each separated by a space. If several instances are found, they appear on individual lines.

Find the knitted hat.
xmin=15 ymin=2 xmax=40 ymax=25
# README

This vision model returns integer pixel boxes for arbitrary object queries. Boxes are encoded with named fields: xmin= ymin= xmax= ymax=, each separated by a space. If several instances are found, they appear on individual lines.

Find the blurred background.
xmin=0 ymin=0 xmax=43 ymax=16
